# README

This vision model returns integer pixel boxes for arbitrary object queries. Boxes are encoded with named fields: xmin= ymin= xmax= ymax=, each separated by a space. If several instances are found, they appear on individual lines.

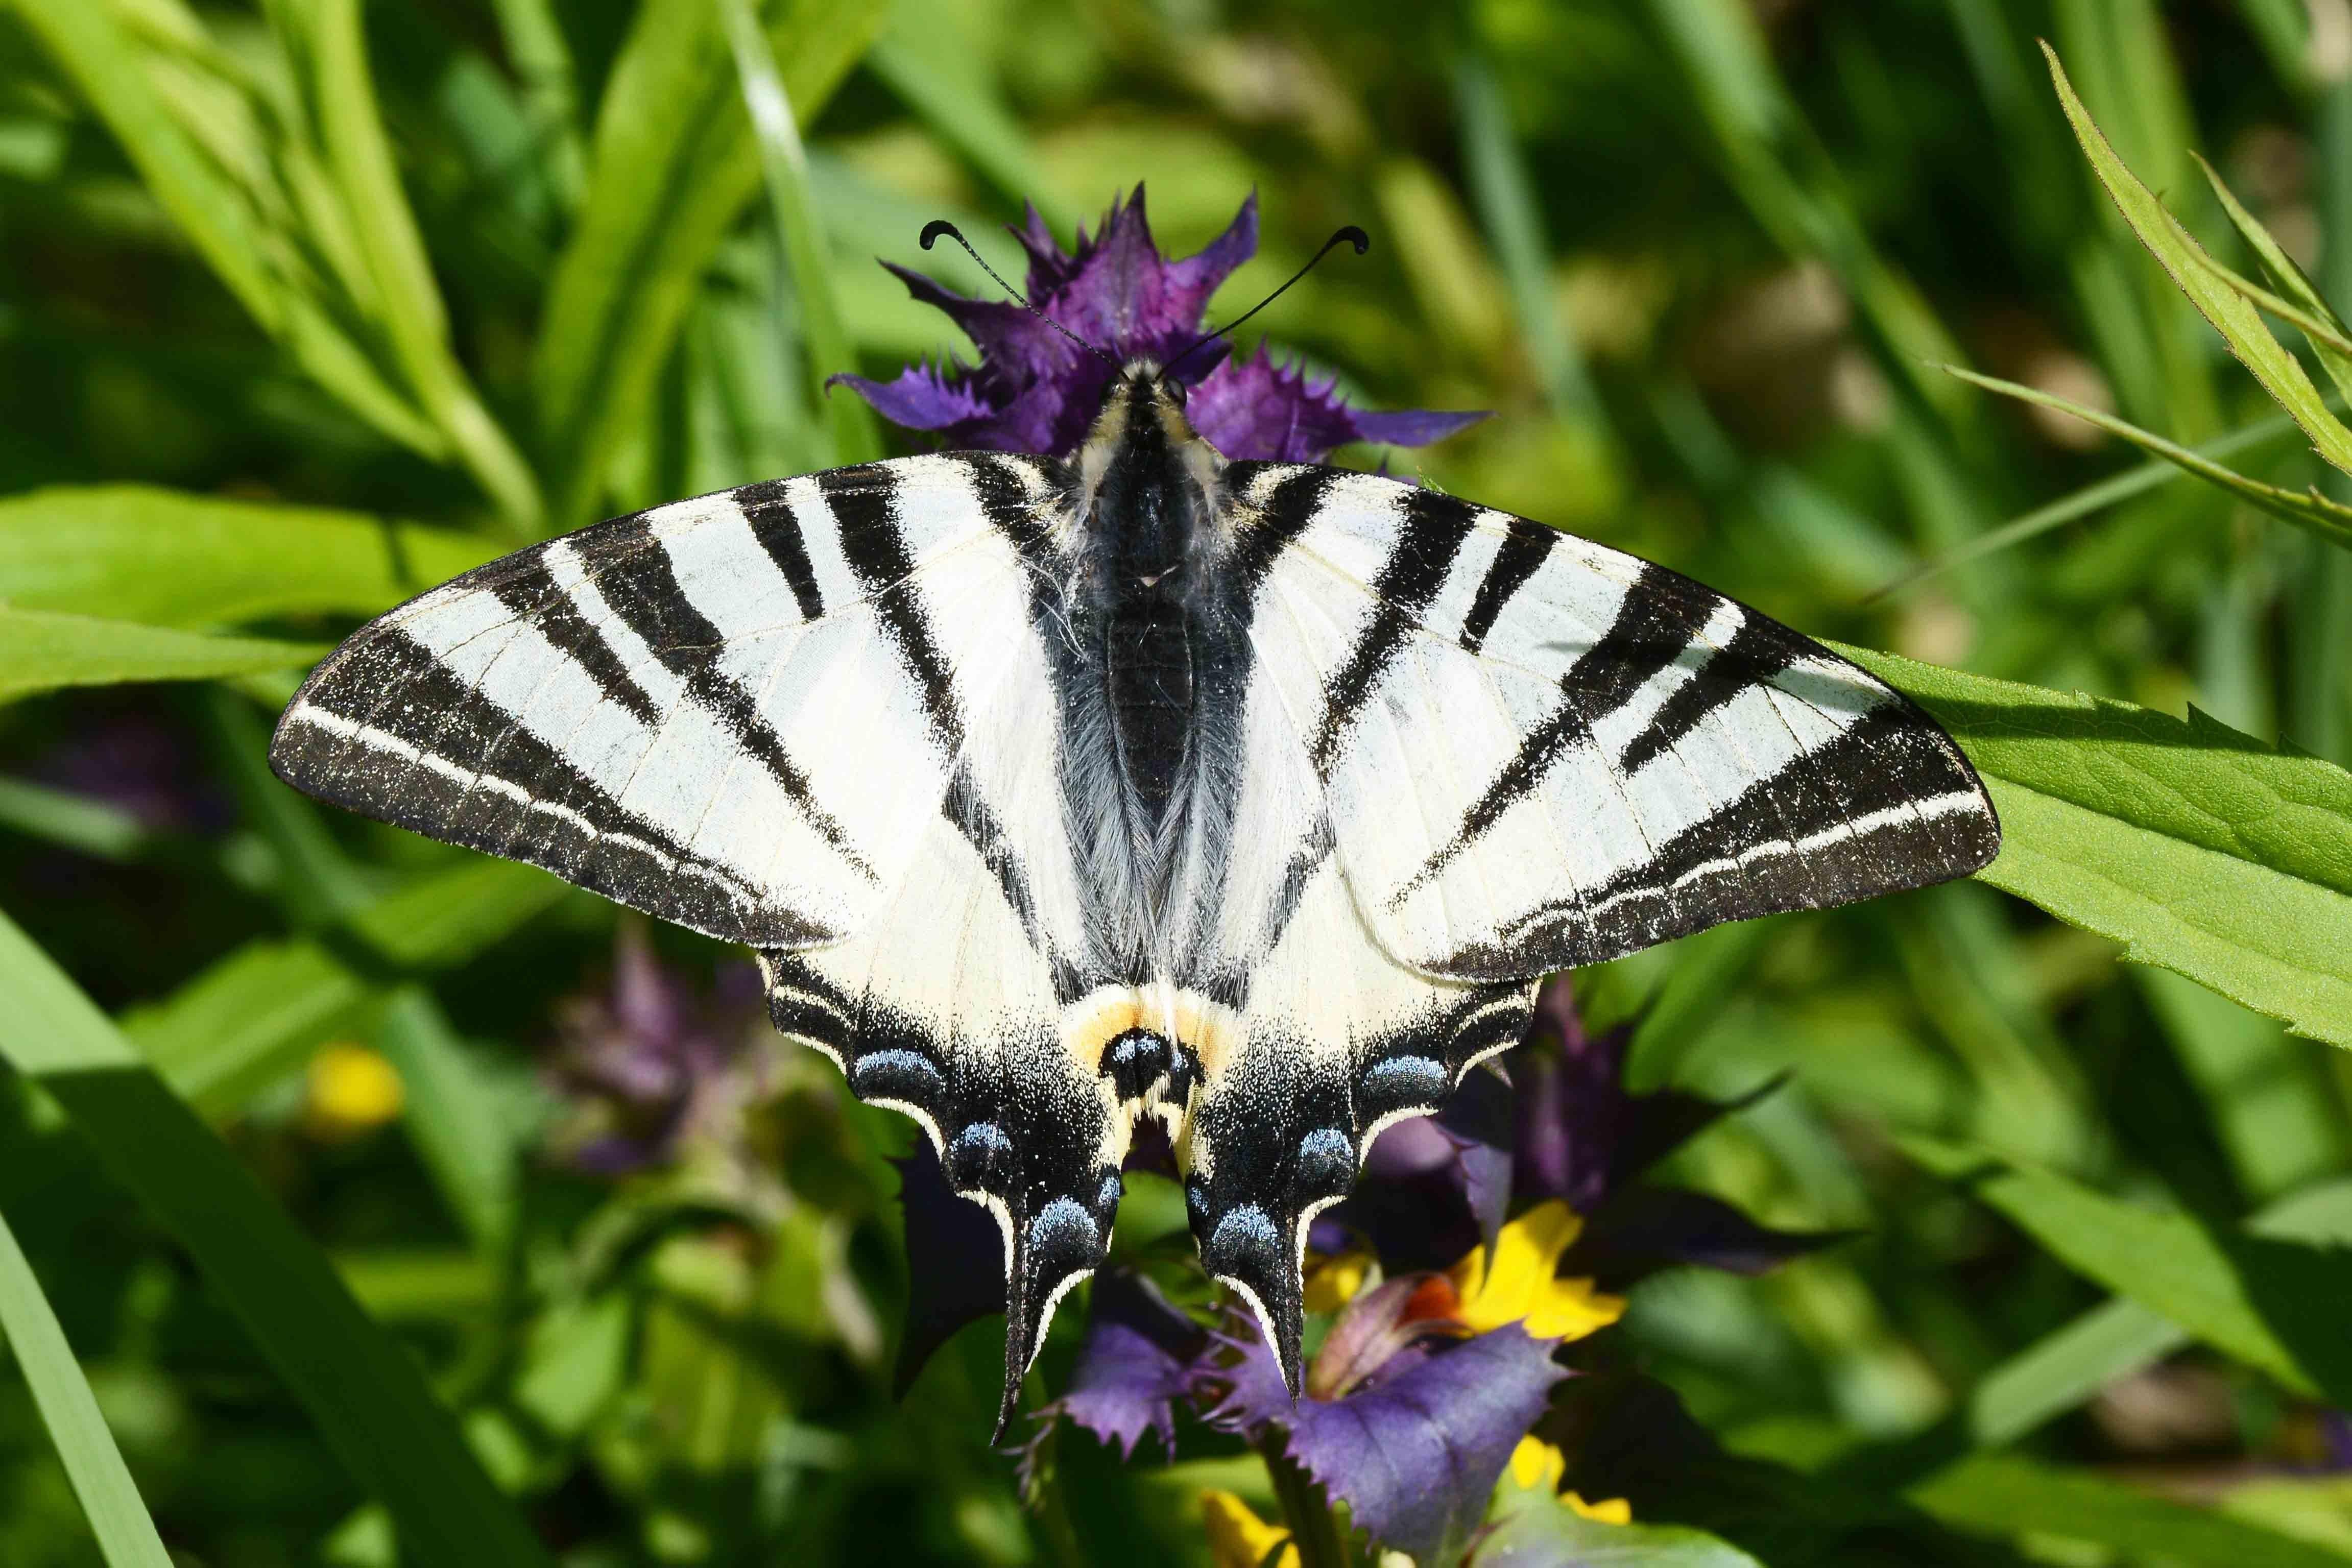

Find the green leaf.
xmin=535 ymin=0 xmax=886 ymax=529
xmin=125 ymin=858 xmax=571 ymax=1117
xmin=0 ymin=608 xmax=325 ymax=705
xmin=0 ymin=1206 xmax=175 ymax=1568
xmin=0 ymin=486 xmax=494 ymax=627
xmin=1910 ymin=1453 xmax=2352 ymax=1568
xmin=0 ymin=907 xmax=556 ymax=1568
xmin=1936 ymin=363 xmax=2352 ymax=549
xmin=2043 ymin=42 xmax=2352 ymax=473
xmin=1899 ymin=1137 xmax=2352 ymax=1405
xmin=1843 ymin=646 xmax=2352 ymax=1047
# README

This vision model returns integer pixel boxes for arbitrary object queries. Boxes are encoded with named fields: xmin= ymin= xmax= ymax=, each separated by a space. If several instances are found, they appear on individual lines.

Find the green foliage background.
xmin=3 ymin=0 xmax=2352 ymax=1563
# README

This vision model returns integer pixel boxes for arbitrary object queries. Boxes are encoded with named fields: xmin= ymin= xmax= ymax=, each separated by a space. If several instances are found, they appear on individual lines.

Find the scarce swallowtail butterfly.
xmin=270 ymin=226 xmax=1999 ymax=1433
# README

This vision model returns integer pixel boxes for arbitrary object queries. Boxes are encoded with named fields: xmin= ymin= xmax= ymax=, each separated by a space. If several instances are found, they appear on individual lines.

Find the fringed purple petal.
xmin=1206 ymin=1312 xmax=1568 ymax=1564
xmin=1327 ymin=1067 xmax=1514 ymax=1271
xmin=851 ymin=190 xmax=1480 ymax=462
xmin=1160 ymin=189 xmax=1259 ymax=321
xmin=1040 ymin=1270 xmax=1207 ymax=1461
xmin=828 ymin=366 xmax=994 ymax=433
xmin=1512 ymin=975 xmax=1631 ymax=1213
xmin=1187 ymin=346 xmax=1483 ymax=462
xmin=1347 ymin=407 xmax=1491 ymax=448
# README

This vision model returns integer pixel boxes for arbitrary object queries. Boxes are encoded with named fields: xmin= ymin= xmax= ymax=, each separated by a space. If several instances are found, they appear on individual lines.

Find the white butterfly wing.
xmin=271 ymin=453 xmax=1084 ymax=954
xmin=1224 ymin=464 xmax=2000 ymax=984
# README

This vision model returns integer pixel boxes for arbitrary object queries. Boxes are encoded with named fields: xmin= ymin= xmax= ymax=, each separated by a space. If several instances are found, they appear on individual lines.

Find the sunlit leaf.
xmin=0 ymin=486 xmax=493 ymax=628
xmin=1849 ymin=647 xmax=2352 ymax=1046
xmin=0 ymin=608 xmax=325 ymax=705
xmin=1911 ymin=1452 xmax=2351 ymax=1568
xmin=1900 ymin=1137 xmax=2352 ymax=1404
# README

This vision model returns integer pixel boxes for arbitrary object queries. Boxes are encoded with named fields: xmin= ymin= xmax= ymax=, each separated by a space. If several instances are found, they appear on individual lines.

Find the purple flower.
xmin=1205 ymin=1309 xmax=1567 ymax=1565
xmin=833 ymin=186 xmax=1485 ymax=461
xmin=546 ymin=922 xmax=767 ymax=1175
xmin=1034 ymin=1270 xmax=1208 ymax=1463
xmin=1313 ymin=976 xmax=1840 ymax=1292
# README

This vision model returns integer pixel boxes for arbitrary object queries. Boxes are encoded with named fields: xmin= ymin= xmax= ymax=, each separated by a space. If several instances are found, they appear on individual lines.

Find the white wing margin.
xmin=271 ymin=452 xmax=1085 ymax=952
xmin=1219 ymin=463 xmax=2000 ymax=983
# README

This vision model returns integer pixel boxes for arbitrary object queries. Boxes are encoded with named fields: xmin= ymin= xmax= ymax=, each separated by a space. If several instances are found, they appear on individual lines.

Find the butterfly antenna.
xmin=1163 ymin=225 xmax=1370 ymax=379
xmin=920 ymin=220 xmax=1116 ymax=367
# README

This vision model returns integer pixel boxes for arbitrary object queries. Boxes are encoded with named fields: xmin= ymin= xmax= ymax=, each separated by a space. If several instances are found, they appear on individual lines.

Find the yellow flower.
xmin=1509 ymin=1435 xmax=1566 ymax=1491
xmin=1504 ymin=1437 xmax=1633 ymax=1525
xmin=1565 ymin=1493 xmax=1633 ymax=1525
xmin=1202 ymin=1489 xmax=1297 ymax=1568
xmin=305 ymin=1042 xmax=404 ymax=1136
xmin=1449 ymin=1202 xmax=1625 ymax=1341
xmin=1303 ymin=1247 xmax=1373 ymax=1314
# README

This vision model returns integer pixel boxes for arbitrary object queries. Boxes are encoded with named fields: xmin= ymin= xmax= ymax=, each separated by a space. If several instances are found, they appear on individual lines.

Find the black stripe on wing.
xmin=733 ymin=478 xmax=828 ymax=620
xmin=1309 ymin=488 xmax=1478 ymax=778
xmin=586 ymin=516 xmax=876 ymax=880
xmin=1406 ymin=563 xmax=1716 ymax=895
xmin=1458 ymin=517 xmax=1557 ymax=655
xmin=818 ymin=463 xmax=966 ymax=752
xmin=273 ymin=628 xmax=840 ymax=943
xmin=1477 ymin=699 xmax=1999 ymax=970
xmin=487 ymin=554 xmax=663 ymax=727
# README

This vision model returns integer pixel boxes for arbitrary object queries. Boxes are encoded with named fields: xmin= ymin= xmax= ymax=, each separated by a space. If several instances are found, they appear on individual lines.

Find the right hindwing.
xmin=270 ymin=452 xmax=1083 ymax=952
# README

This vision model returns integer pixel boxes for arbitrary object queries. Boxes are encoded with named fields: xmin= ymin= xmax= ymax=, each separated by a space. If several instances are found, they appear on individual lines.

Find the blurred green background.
xmin=4 ymin=0 xmax=2352 ymax=1563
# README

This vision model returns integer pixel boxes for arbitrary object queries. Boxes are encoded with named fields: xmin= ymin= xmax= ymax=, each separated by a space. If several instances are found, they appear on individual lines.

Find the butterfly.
xmin=269 ymin=231 xmax=1999 ymax=1433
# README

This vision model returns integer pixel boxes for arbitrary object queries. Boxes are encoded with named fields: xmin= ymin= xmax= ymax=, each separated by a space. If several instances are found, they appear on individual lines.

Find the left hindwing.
xmin=1219 ymin=463 xmax=2000 ymax=983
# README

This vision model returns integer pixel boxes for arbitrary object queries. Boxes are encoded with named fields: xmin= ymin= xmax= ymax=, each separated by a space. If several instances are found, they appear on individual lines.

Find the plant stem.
xmin=1259 ymin=1436 xmax=1354 ymax=1568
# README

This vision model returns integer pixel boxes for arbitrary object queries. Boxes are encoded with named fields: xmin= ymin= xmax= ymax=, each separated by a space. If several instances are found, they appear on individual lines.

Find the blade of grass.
xmin=269 ymin=0 xmax=543 ymax=533
xmin=1453 ymin=51 xmax=1604 ymax=424
xmin=0 ymin=907 xmax=556 ymax=1568
xmin=2045 ymin=42 xmax=2352 ymax=474
xmin=714 ymin=0 xmax=878 ymax=466
xmin=867 ymin=0 xmax=1072 ymax=231
xmin=374 ymin=989 xmax=529 ymax=1253
xmin=0 ymin=609 xmax=326 ymax=706
xmin=1644 ymin=0 xmax=1972 ymax=424
xmin=484 ymin=0 xmax=586 ymax=211
xmin=0 ymin=1205 xmax=175 ymax=1568
xmin=1865 ymin=408 xmax=2310 ymax=600
xmin=14 ymin=0 xmax=452 ymax=464
xmin=1900 ymin=1136 xmax=2352 ymax=1403
xmin=2197 ymin=151 xmax=2352 ymax=395
xmin=1911 ymin=1452 xmax=2351 ymax=1568
xmin=1935 ymin=364 xmax=2352 ymax=549
xmin=535 ymin=0 xmax=886 ymax=529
